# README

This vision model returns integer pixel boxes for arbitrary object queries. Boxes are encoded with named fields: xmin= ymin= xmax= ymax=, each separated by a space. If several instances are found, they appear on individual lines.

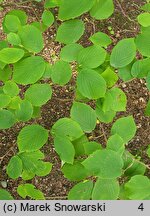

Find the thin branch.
xmin=0 ymin=144 xmax=16 ymax=163
xmin=115 ymin=0 xmax=137 ymax=23
xmin=52 ymin=97 xmax=74 ymax=102
xmin=0 ymin=0 xmax=35 ymax=8
xmin=100 ymin=123 xmax=107 ymax=143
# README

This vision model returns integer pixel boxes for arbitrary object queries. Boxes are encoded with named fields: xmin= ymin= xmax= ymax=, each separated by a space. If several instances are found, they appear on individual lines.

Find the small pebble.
xmin=1 ymin=181 xmax=7 ymax=188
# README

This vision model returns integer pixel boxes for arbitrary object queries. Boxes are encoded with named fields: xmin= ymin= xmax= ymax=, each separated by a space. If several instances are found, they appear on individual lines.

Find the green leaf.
xmin=51 ymin=118 xmax=83 ymax=140
xmin=51 ymin=60 xmax=72 ymax=85
xmin=13 ymin=56 xmax=46 ymax=85
xmin=60 ymin=43 xmax=83 ymax=62
xmin=82 ymin=149 xmax=123 ymax=178
xmin=31 ymin=21 xmax=47 ymax=32
xmin=42 ymin=62 xmax=52 ymax=79
xmin=56 ymin=19 xmax=85 ymax=44
xmin=22 ymin=171 xmax=35 ymax=181
xmin=101 ymin=67 xmax=118 ymax=88
xmin=72 ymin=135 xmax=88 ymax=156
xmin=58 ymin=0 xmax=94 ymax=20
xmin=70 ymin=102 xmax=97 ymax=133
xmin=102 ymin=87 xmax=127 ymax=112
xmin=96 ymin=99 xmax=116 ymax=123
xmin=110 ymin=38 xmax=136 ymax=68
xmin=68 ymin=181 xmax=93 ymax=200
xmin=25 ymin=84 xmax=52 ymax=106
xmin=90 ymin=0 xmax=114 ymax=20
xmin=141 ymin=3 xmax=150 ymax=12
xmin=19 ymin=151 xmax=44 ymax=174
xmin=0 ymin=66 xmax=12 ymax=82
xmin=0 ymin=110 xmax=15 ymax=129
xmin=8 ymin=10 xmax=27 ymax=25
xmin=35 ymin=161 xmax=52 ymax=176
xmin=17 ymin=124 xmax=48 ymax=152
xmin=111 ymin=116 xmax=137 ymax=143
xmin=83 ymin=141 xmax=102 ymax=155
xmin=90 ymin=32 xmax=112 ymax=47
xmin=124 ymin=160 xmax=146 ymax=177
xmin=0 ymin=94 xmax=11 ymax=108
xmin=8 ymin=96 xmax=22 ymax=110
xmin=4 ymin=15 xmax=21 ymax=32
xmin=7 ymin=32 xmax=21 ymax=46
xmin=118 ymin=64 xmax=133 ymax=81
xmin=135 ymin=31 xmax=150 ymax=57
xmin=124 ymin=175 xmax=150 ymax=200
xmin=3 ymin=81 xmax=19 ymax=97
xmin=7 ymin=156 xmax=22 ymax=179
xmin=131 ymin=58 xmax=150 ymax=78
xmin=147 ymin=145 xmax=150 ymax=157
xmin=0 ymin=189 xmax=13 ymax=200
xmin=0 ymin=48 xmax=24 ymax=64
xmin=92 ymin=178 xmax=120 ymax=200
xmin=138 ymin=13 xmax=150 ymax=27
xmin=44 ymin=0 xmax=60 ymax=8
xmin=146 ymin=71 xmax=150 ymax=90
xmin=42 ymin=10 xmax=54 ymax=27
xmin=77 ymin=69 xmax=106 ymax=99
xmin=54 ymin=135 xmax=75 ymax=164
xmin=107 ymin=134 xmax=125 ymax=155
xmin=15 ymin=100 xmax=33 ymax=122
xmin=77 ymin=45 xmax=106 ymax=69
xmin=18 ymin=25 xmax=44 ymax=53
xmin=62 ymin=161 xmax=89 ymax=181
xmin=145 ymin=100 xmax=150 ymax=116
xmin=17 ymin=184 xmax=45 ymax=200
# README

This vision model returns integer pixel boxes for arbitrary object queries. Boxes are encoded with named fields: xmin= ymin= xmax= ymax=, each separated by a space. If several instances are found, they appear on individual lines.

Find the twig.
xmin=0 ymin=0 xmax=35 ymax=8
xmin=0 ymin=144 xmax=16 ymax=163
xmin=52 ymin=97 xmax=74 ymax=102
xmin=115 ymin=0 xmax=136 ymax=23
xmin=100 ymin=123 xmax=107 ymax=143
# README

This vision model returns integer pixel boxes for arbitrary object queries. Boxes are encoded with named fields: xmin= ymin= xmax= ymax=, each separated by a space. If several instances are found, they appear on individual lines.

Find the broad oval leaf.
xmin=135 ymin=31 xmax=150 ymax=57
xmin=60 ymin=43 xmax=83 ymax=62
xmin=18 ymin=25 xmax=44 ymax=53
xmin=56 ymin=19 xmax=85 ymax=44
xmin=90 ymin=0 xmax=114 ymax=20
xmin=17 ymin=124 xmax=48 ymax=152
xmin=0 ymin=110 xmax=16 ymax=129
xmin=42 ymin=10 xmax=54 ymax=27
xmin=3 ymin=80 xmax=19 ymax=97
xmin=77 ymin=69 xmax=107 ymax=99
xmin=58 ymin=0 xmax=94 ymax=20
xmin=124 ymin=175 xmax=150 ymax=200
xmin=0 ymin=48 xmax=24 ymax=64
xmin=71 ymin=102 xmax=97 ymax=133
xmin=8 ymin=9 xmax=27 ymax=25
xmin=0 ymin=94 xmax=11 ymax=108
xmin=51 ymin=60 xmax=72 ymax=85
xmin=25 ymin=84 xmax=52 ymax=106
xmin=51 ymin=118 xmax=83 ymax=141
xmin=111 ymin=116 xmax=137 ymax=143
xmin=62 ymin=161 xmax=89 ymax=181
xmin=77 ymin=45 xmax=107 ymax=68
xmin=82 ymin=149 xmax=123 ymax=178
xmin=0 ymin=189 xmax=14 ymax=200
xmin=110 ymin=38 xmax=136 ymax=68
xmin=131 ymin=58 xmax=150 ymax=78
xmin=13 ymin=56 xmax=46 ymax=85
xmin=54 ymin=135 xmax=75 ymax=164
xmin=90 ymin=31 xmax=112 ymax=47
xmin=3 ymin=15 xmax=21 ymax=32
xmin=92 ymin=178 xmax=120 ymax=200
xmin=7 ymin=156 xmax=22 ymax=179
xmin=15 ymin=100 xmax=33 ymax=122
xmin=138 ymin=13 xmax=150 ymax=27
xmin=107 ymin=134 xmax=125 ymax=155
xmin=68 ymin=181 xmax=93 ymax=200
xmin=7 ymin=33 xmax=21 ymax=46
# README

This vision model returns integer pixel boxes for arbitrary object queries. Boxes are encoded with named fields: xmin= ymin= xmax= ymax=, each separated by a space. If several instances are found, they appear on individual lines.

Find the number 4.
xmin=138 ymin=203 xmax=144 ymax=211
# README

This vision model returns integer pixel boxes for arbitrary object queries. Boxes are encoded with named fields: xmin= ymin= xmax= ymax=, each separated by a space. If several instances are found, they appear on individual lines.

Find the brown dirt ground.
xmin=0 ymin=0 xmax=150 ymax=199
